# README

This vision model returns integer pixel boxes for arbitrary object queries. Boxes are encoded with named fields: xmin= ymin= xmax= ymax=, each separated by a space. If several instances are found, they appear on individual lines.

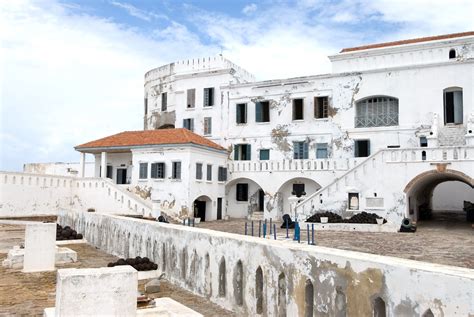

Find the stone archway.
xmin=404 ymin=169 xmax=473 ymax=224
xmin=225 ymin=177 xmax=266 ymax=219
xmin=274 ymin=177 xmax=322 ymax=220
xmin=193 ymin=195 xmax=212 ymax=222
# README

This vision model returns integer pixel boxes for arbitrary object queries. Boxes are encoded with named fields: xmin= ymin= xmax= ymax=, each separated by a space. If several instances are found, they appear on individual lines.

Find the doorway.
xmin=116 ymin=168 xmax=127 ymax=184
xmin=194 ymin=201 xmax=206 ymax=222
xmin=217 ymin=198 xmax=223 ymax=220
xmin=258 ymin=189 xmax=265 ymax=211
xmin=444 ymin=88 xmax=463 ymax=124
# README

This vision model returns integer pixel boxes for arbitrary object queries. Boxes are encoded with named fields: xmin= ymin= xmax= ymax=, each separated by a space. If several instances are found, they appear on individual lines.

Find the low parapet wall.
xmin=59 ymin=211 xmax=473 ymax=316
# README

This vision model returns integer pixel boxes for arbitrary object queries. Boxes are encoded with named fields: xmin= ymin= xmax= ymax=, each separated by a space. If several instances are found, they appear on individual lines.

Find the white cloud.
xmin=242 ymin=3 xmax=257 ymax=15
xmin=110 ymin=1 xmax=167 ymax=22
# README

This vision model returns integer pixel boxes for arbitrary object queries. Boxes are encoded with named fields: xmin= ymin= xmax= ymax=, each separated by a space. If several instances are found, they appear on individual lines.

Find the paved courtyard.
xmin=197 ymin=211 xmax=473 ymax=269
xmin=0 ymin=223 xmax=235 ymax=317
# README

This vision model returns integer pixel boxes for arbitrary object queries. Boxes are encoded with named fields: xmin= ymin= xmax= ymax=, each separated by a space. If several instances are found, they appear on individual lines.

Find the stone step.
xmin=248 ymin=211 xmax=264 ymax=220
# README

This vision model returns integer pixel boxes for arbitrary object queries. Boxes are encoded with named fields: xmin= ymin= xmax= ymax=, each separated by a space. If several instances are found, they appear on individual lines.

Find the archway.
xmin=404 ymin=169 xmax=473 ymax=227
xmin=193 ymin=195 xmax=212 ymax=222
xmin=276 ymin=177 xmax=321 ymax=219
xmin=225 ymin=177 xmax=265 ymax=218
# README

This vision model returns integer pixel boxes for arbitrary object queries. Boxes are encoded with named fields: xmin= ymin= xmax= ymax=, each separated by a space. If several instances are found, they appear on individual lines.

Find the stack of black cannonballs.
xmin=56 ymin=224 xmax=83 ymax=240
xmin=107 ymin=256 xmax=158 ymax=271
xmin=306 ymin=211 xmax=386 ymax=224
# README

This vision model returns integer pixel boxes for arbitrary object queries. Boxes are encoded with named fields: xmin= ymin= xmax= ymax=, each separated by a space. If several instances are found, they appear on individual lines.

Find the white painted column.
xmin=100 ymin=151 xmax=107 ymax=178
xmin=79 ymin=152 xmax=85 ymax=178
xmin=23 ymin=223 xmax=56 ymax=272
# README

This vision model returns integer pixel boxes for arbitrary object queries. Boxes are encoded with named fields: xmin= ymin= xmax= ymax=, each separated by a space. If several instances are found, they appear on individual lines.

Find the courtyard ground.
xmin=0 ymin=223 xmax=235 ymax=317
xmin=197 ymin=210 xmax=473 ymax=269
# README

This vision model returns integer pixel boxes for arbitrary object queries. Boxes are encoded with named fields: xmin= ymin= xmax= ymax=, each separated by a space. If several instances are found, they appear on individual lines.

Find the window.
xmin=151 ymin=163 xmax=165 ymax=179
xmin=139 ymin=163 xmax=148 ymax=179
xmin=196 ymin=163 xmax=203 ymax=180
xmin=183 ymin=118 xmax=194 ymax=131
xmin=293 ymin=141 xmax=308 ymax=159
xmin=172 ymin=162 xmax=181 ymax=180
xmin=355 ymin=96 xmax=398 ymax=127
xmin=256 ymin=101 xmax=270 ymax=122
xmin=106 ymin=166 xmax=113 ymax=179
xmin=259 ymin=149 xmax=270 ymax=160
xmin=444 ymin=88 xmax=463 ymax=124
xmin=161 ymin=92 xmax=167 ymax=111
xmin=316 ymin=143 xmax=328 ymax=159
xmin=355 ymin=140 xmax=370 ymax=157
xmin=236 ymin=103 xmax=247 ymax=124
xmin=236 ymin=183 xmax=248 ymax=201
xmin=206 ymin=164 xmax=212 ymax=181
xmin=449 ymin=49 xmax=456 ymax=59
xmin=292 ymin=184 xmax=305 ymax=197
xmin=234 ymin=144 xmax=251 ymax=160
xmin=204 ymin=87 xmax=214 ymax=107
xmin=204 ymin=117 xmax=212 ymax=135
xmin=315 ymin=96 xmax=328 ymax=119
xmin=144 ymin=97 xmax=148 ymax=116
xmin=420 ymin=137 xmax=428 ymax=147
xmin=218 ymin=167 xmax=227 ymax=182
xmin=187 ymin=89 xmax=195 ymax=108
xmin=293 ymin=99 xmax=304 ymax=120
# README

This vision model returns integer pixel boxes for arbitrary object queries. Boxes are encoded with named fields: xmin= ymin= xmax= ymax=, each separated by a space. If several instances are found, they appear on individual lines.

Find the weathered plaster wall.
xmin=0 ymin=172 xmax=148 ymax=218
xmin=432 ymin=181 xmax=474 ymax=211
xmin=23 ymin=162 xmax=94 ymax=178
xmin=59 ymin=211 xmax=474 ymax=316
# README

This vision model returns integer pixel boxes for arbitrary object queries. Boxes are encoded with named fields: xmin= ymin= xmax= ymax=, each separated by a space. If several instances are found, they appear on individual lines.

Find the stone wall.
xmin=59 ymin=211 xmax=474 ymax=316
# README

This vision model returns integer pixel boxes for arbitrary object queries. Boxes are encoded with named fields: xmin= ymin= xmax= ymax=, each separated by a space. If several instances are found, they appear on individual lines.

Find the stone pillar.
xmin=100 ymin=152 xmax=107 ymax=178
xmin=22 ymin=223 xmax=56 ymax=272
xmin=79 ymin=152 xmax=86 ymax=178
xmin=54 ymin=266 xmax=137 ymax=316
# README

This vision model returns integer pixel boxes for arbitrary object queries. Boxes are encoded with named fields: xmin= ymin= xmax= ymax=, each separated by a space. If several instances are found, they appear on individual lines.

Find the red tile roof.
xmin=340 ymin=31 xmax=474 ymax=53
xmin=75 ymin=129 xmax=225 ymax=152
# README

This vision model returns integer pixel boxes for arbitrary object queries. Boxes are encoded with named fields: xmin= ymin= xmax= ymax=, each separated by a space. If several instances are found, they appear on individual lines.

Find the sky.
xmin=1 ymin=0 xmax=473 ymax=171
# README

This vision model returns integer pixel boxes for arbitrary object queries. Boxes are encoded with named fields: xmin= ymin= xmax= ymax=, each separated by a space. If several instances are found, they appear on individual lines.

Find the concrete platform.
xmin=2 ymin=245 xmax=77 ymax=269
xmin=138 ymin=269 xmax=162 ymax=280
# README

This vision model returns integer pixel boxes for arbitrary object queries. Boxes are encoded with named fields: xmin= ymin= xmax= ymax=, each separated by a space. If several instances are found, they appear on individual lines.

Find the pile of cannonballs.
xmin=56 ymin=224 xmax=83 ymax=240
xmin=307 ymin=211 xmax=386 ymax=224
xmin=107 ymin=256 xmax=158 ymax=271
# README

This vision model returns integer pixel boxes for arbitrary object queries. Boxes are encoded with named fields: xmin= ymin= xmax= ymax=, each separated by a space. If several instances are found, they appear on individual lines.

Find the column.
xmin=79 ymin=152 xmax=85 ymax=178
xmin=100 ymin=152 xmax=107 ymax=178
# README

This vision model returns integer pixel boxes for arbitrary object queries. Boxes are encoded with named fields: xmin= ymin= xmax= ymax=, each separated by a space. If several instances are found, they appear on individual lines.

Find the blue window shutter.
xmin=190 ymin=119 xmax=194 ymax=131
xmin=236 ymin=104 xmax=241 ymax=123
xmin=246 ymin=144 xmax=251 ymax=160
xmin=256 ymin=102 xmax=262 ymax=122
xmin=234 ymin=145 xmax=239 ymax=160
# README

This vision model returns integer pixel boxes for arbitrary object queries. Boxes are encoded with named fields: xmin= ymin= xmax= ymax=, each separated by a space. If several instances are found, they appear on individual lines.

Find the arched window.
xmin=304 ymin=280 xmax=314 ymax=317
xmin=449 ymin=49 xmax=456 ymax=59
xmin=256 ymin=267 xmax=264 ymax=314
xmin=355 ymin=96 xmax=399 ymax=127
xmin=233 ymin=261 xmax=243 ymax=306
xmin=373 ymin=297 xmax=386 ymax=317
xmin=219 ymin=257 xmax=226 ymax=297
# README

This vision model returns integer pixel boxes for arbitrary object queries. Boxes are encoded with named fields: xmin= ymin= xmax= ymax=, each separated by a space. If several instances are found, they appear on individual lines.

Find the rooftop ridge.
xmin=340 ymin=31 xmax=474 ymax=53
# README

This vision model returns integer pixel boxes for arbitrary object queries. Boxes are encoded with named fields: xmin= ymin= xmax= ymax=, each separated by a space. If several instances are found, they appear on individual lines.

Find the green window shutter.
xmin=303 ymin=142 xmax=309 ymax=159
xmin=236 ymin=104 xmax=241 ymax=123
xmin=256 ymin=102 xmax=262 ymax=122
xmin=234 ymin=145 xmax=239 ymax=160
xmin=246 ymin=144 xmax=251 ymax=160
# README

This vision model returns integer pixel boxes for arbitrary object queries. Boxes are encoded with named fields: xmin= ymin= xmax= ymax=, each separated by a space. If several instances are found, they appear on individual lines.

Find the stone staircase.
xmin=438 ymin=125 xmax=466 ymax=146
xmin=249 ymin=211 xmax=264 ymax=220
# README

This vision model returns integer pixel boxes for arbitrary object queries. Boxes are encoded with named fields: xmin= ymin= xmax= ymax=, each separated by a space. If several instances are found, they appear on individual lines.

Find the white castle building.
xmin=19 ymin=31 xmax=474 ymax=225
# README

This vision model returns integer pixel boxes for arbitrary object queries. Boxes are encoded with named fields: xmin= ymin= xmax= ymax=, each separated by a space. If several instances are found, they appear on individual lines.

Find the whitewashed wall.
xmin=59 ymin=211 xmax=474 ymax=317
xmin=24 ymin=162 xmax=95 ymax=178
xmin=432 ymin=181 xmax=474 ymax=211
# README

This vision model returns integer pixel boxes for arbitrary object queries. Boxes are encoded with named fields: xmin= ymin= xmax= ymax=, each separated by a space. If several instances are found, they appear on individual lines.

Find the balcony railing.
xmin=228 ymin=158 xmax=365 ymax=173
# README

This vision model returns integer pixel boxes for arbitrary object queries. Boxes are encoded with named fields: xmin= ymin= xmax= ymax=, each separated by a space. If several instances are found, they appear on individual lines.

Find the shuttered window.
xmin=187 ymin=89 xmax=195 ymax=108
xmin=236 ymin=183 xmax=248 ymax=201
xmin=206 ymin=164 xmax=212 ymax=181
xmin=316 ymin=143 xmax=328 ymax=159
xmin=293 ymin=142 xmax=309 ymax=159
xmin=236 ymin=103 xmax=247 ymax=124
xmin=139 ymin=163 xmax=148 ymax=179
xmin=204 ymin=117 xmax=212 ymax=135
xmin=204 ymin=88 xmax=214 ymax=107
xmin=183 ymin=118 xmax=194 ymax=131
xmin=315 ymin=97 xmax=328 ymax=119
xmin=234 ymin=144 xmax=251 ymax=161
xmin=196 ymin=163 xmax=203 ymax=180
xmin=256 ymin=101 xmax=270 ymax=122
xmin=151 ymin=163 xmax=165 ymax=179
xmin=172 ymin=162 xmax=181 ymax=179
xmin=218 ymin=167 xmax=227 ymax=182
xmin=259 ymin=149 xmax=270 ymax=160
xmin=161 ymin=92 xmax=167 ymax=111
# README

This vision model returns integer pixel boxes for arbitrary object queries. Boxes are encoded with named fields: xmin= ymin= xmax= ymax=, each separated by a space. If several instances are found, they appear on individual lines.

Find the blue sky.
xmin=1 ymin=0 xmax=473 ymax=171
